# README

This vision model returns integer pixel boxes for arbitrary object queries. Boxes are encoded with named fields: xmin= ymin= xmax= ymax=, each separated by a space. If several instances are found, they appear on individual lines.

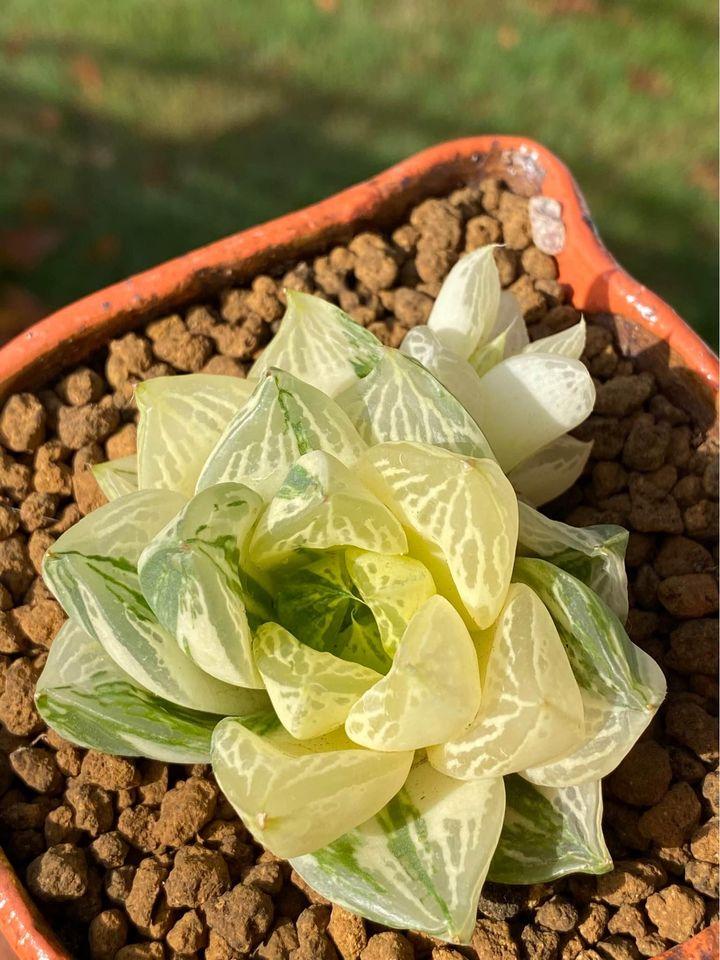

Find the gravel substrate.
xmin=0 ymin=176 xmax=716 ymax=960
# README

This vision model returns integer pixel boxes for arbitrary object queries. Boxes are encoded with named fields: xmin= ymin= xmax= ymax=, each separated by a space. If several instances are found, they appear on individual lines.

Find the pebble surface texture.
xmin=0 ymin=177 xmax=717 ymax=960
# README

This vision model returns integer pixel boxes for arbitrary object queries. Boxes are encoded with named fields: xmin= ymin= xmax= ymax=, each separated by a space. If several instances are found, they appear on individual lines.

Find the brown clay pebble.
xmin=657 ymin=573 xmax=718 ymax=618
xmin=80 ymin=750 xmax=138 ymax=790
xmin=164 ymin=844 xmax=230 ymax=907
xmin=0 ymin=393 xmax=46 ymax=452
xmin=66 ymin=780 xmax=115 ymax=837
xmin=114 ymin=945 xmax=164 ymax=960
xmin=606 ymin=741 xmax=672 ymax=806
xmin=596 ymin=861 xmax=666 ymax=905
xmin=204 ymin=883 xmax=274 ymax=953
xmin=470 ymin=918 xmax=519 ymax=960
xmin=535 ymin=896 xmax=579 ymax=932
xmin=328 ymin=904 xmax=368 ymax=959
xmin=638 ymin=781 xmax=701 ymax=846
xmin=89 ymin=830 xmax=128 ymax=868
xmin=27 ymin=843 xmax=88 ymax=901
xmin=360 ymin=931 xmax=414 ymax=959
xmin=10 ymin=746 xmax=63 ymax=794
xmin=0 ymin=656 xmax=43 ymax=735
xmin=645 ymin=884 xmax=705 ymax=942
xmin=88 ymin=908 xmax=128 ymax=960
xmin=155 ymin=776 xmax=217 ymax=846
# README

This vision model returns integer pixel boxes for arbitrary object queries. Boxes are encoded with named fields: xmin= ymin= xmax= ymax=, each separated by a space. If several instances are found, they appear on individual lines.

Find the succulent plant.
xmin=37 ymin=247 xmax=665 ymax=943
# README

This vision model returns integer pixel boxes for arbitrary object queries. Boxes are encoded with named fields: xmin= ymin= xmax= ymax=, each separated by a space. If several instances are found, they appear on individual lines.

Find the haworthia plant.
xmin=36 ymin=244 xmax=664 ymax=944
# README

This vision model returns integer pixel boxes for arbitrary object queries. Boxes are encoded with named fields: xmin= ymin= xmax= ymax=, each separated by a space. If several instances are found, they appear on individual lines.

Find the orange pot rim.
xmin=0 ymin=136 xmax=716 ymax=960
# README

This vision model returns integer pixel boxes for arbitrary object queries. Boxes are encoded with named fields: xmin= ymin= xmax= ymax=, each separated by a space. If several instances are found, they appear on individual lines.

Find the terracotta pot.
xmin=0 ymin=137 xmax=716 ymax=960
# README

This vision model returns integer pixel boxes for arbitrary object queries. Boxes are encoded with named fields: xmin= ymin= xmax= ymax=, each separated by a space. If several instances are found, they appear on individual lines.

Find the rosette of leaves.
xmin=37 ymin=247 xmax=665 ymax=944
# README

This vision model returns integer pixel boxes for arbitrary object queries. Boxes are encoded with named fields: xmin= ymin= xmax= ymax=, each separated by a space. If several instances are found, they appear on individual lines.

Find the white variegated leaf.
xmin=345 ymin=547 xmax=435 ymax=657
xmin=197 ymin=369 xmax=366 ymax=500
xmin=468 ymin=316 xmax=529 ymax=377
xmin=250 ymin=451 xmax=407 ymax=568
xmin=249 ymin=290 xmax=383 ymax=395
xmin=36 ymin=621 xmax=221 ymax=763
xmin=427 ymin=245 xmax=501 ymax=358
xmin=523 ymin=319 xmax=587 ymax=359
xmin=509 ymin=435 xmax=592 ymax=507
xmin=359 ymin=442 xmax=517 ymax=629
xmin=138 ymin=483 xmax=269 ymax=688
xmin=471 ymin=354 xmax=596 ymax=471
xmin=489 ymin=775 xmax=612 ymax=883
xmin=43 ymin=490 xmax=268 ymax=715
xmin=517 ymin=502 xmax=629 ymax=621
xmin=345 ymin=596 xmax=481 ymax=751
xmin=211 ymin=713 xmax=413 ymax=858
xmin=93 ymin=455 xmax=138 ymax=500
xmin=253 ymin=623 xmax=380 ymax=739
xmin=428 ymin=583 xmax=584 ymax=779
xmin=337 ymin=350 xmax=494 ymax=460
xmin=136 ymin=374 xmax=254 ymax=497
xmin=292 ymin=760 xmax=506 ymax=944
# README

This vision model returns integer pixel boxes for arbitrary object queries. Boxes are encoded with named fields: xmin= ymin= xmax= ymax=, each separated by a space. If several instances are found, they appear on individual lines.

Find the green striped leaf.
xmin=136 ymin=374 xmax=254 ymax=497
xmin=197 ymin=369 xmax=366 ymax=500
xmin=345 ymin=548 xmax=435 ymax=657
xmin=253 ymin=623 xmax=380 ymax=739
xmin=250 ymin=451 xmax=407 ymax=569
xmin=488 ymin=775 xmax=612 ymax=883
xmin=211 ymin=713 xmax=413 ymax=858
xmin=249 ymin=290 xmax=383 ymax=396
xmin=345 ymin=596 xmax=481 ymax=752
xmin=291 ymin=759 xmax=506 ymax=944
xmin=508 ymin=435 xmax=592 ymax=507
xmin=517 ymin=502 xmax=629 ymax=621
xmin=428 ymin=583 xmax=584 ymax=779
xmin=359 ymin=442 xmax=517 ymax=629
xmin=275 ymin=552 xmax=357 ymax=652
xmin=43 ymin=490 xmax=269 ymax=715
xmin=36 ymin=621 xmax=221 ymax=763
xmin=337 ymin=351 xmax=494 ymax=460
xmin=138 ymin=483 xmax=270 ymax=688
xmin=333 ymin=606 xmax=392 ymax=675
xmin=426 ymin=245 xmax=501 ymax=358
xmin=471 ymin=354 xmax=595 ymax=472
xmin=93 ymin=455 xmax=138 ymax=500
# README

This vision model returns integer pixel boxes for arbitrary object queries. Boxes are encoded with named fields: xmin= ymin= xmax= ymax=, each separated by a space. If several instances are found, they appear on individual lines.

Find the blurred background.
xmin=0 ymin=0 xmax=717 ymax=347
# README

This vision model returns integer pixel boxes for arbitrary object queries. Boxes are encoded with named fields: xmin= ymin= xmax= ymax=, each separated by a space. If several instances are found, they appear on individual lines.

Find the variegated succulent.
xmin=36 ymin=247 xmax=666 ymax=944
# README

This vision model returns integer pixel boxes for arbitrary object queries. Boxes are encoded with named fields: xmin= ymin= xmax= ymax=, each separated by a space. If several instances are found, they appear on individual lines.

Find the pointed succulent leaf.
xmin=333 ymin=606 xmax=393 ymax=675
xmin=291 ymin=760 xmax=506 ymax=944
xmin=337 ymin=350 xmax=494 ymax=460
xmin=429 ymin=583 xmax=584 ymax=779
xmin=249 ymin=291 xmax=383 ymax=395
xmin=399 ymin=327 xmax=487 ymax=428
xmin=197 ymin=369 xmax=366 ymax=500
xmin=138 ymin=483 xmax=268 ymax=688
xmin=508 ymin=435 xmax=593 ymax=507
xmin=253 ymin=623 xmax=380 ymax=739
xmin=43 ymin=490 xmax=268 ymax=715
xmin=523 ymin=318 xmax=587 ymax=359
xmin=488 ymin=775 xmax=612 ymax=883
xmin=93 ymin=455 xmax=138 ymax=500
xmin=517 ymin=502 xmax=629 ymax=621
xmin=275 ymin=552 xmax=357 ymax=652
xmin=250 ymin=451 xmax=407 ymax=568
xmin=36 ymin=621 xmax=221 ymax=763
xmin=211 ymin=713 xmax=413 ymax=858
xmin=426 ymin=245 xmax=501 ymax=358
xmin=136 ymin=374 xmax=254 ymax=497
xmin=345 ymin=595 xmax=481 ymax=751
xmin=359 ymin=442 xmax=518 ymax=629
xmin=345 ymin=547 xmax=435 ymax=657
xmin=471 ymin=354 xmax=596 ymax=471
xmin=468 ymin=316 xmax=529 ymax=378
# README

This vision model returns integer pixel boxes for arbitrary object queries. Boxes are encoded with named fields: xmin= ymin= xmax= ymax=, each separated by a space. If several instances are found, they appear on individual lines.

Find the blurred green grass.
xmin=0 ymin=0 xmax=717 ymax=346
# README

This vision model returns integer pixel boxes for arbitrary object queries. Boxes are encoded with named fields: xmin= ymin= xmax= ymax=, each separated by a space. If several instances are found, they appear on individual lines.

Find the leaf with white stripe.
xmin=93 ymin=455 xmax=138 ymax=500
xmin=197 ymin=369 xmax=366 ymax=500
xmin=345 ymin=595 xmax=481 ymax=751
xmin=471 ymin=354 xmax=596 ymax=472
xmin=291 ymin=760 xmax=506 ymax=944
xmin=136 ymin=374 xmax=254 ymax=497
xmin=43 ymin=490 xmax=269 ymax=715
xmin=359 ymin=442 xmax=518 ymax=629
xmin=468 ymin=290 xmax=529 ymax=376
xmin=249 ymin=291 xmax=383 ymax=395
xmin=428 ymin=583 xmax=584 ymax=779
xmin=138 ymin=483 xmax=269 ymax=688
xmin=488 ymin=775 xmax=611 ymax=883
xmin=211 ymin=713 xmax=413 ymax=858
xmin=250 ymin=451 xmax=407 ymax=568
xmin=523 ymin=319 xmax=586 ymax=359
xmin=275 ymin=552 xmax=357 ymax=652
xmin=335 ymin=606 xmax=393 ymax=676
xmin=517 ymin=503 xmax=629 ymax=621
xmin=427 ymin=245 xmax=501 ymax=358
xmin=36 ymin=621 xmax=221 ymax=763
xmin=253 ymin=623 xmax=380 ymax=739
xmin=508 ymin=435 xmax=592 ymax=507
xmin=337 ymin=351 xmax=494 ymax=460
xmin=345 ymin=548 xmax=435 ymax=657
